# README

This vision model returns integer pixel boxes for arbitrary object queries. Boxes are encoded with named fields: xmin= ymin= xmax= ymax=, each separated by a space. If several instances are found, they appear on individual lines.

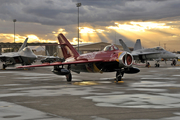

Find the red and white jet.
xmin=17 ymin=33 xmax=140 ymax=82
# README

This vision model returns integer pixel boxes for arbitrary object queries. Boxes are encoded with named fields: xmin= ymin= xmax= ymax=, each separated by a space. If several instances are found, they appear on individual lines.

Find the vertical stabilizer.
xmin=46 ymin=50 xmax=50 ymax=56
xmin=134 ymin=39 xmax=142 ymax=51
xmin=119 ymin=39 xmax=131 ymax=53
xmin=58 ymin=33 xmax=79 ymax=59
xmin=18 ymin=38 xmax=28 ymax=52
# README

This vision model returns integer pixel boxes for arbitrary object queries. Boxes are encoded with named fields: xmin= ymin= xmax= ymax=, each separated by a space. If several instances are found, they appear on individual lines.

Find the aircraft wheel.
xmin=116 ymin=71 xmax=122 ymax=82
xmin=2 ymin=64 xmax=7 ymax=69
xmin=155 ymin=63 xmax=157 ymax=67
xmin=146 ymin=62 xmax=150 ymax=67
xmin=116 ymin=75 xmax=122 ymax=82
xmin=157 ymin=64 xmax=160 ymax=67
xmin=66 ymin=72 xmax=72 ymax=82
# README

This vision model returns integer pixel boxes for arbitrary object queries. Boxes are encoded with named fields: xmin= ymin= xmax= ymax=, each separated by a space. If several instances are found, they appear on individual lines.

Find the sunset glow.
xmin=0 ymin=34 xmax=56 ymax=43
xmin=0 ymin=20 xmax=180 ymax=51
xmin=107 ymin=22 xmax=170 ymax=32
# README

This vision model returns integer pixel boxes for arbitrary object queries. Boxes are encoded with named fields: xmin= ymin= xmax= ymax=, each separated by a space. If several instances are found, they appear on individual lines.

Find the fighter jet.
xmin=119 ymin=39 xmax=177 ymax=67
xmin=17 ymin=33 xmax=140 ymax=82
xmin=0 ymin=38 xmax=37 ymax=69
xmin=40 ymin=51 xmax=64 ymax=63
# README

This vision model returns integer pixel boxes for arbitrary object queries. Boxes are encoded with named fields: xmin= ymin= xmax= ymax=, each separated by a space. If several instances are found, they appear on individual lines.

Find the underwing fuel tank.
xmin=124 ymin=67 xmax=140 ymax=74
xmin=51 ymin=68 xmax=70 ymax=75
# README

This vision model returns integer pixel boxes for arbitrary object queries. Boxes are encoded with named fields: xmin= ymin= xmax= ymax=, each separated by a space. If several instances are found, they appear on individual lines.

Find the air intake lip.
xmin=118 ymin=52 xmax=133 ymax=67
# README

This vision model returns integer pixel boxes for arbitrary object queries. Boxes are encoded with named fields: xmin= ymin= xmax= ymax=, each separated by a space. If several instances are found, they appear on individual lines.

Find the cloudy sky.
xmin=1 ymin=0 xmax=180 ymax=51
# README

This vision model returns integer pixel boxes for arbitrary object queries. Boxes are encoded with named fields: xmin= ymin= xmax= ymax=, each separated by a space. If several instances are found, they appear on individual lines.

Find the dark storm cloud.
xmin=1 ymin=0 xmax=180 ymax=27
xmin=0 ymin=1 xmax=177 ymax=32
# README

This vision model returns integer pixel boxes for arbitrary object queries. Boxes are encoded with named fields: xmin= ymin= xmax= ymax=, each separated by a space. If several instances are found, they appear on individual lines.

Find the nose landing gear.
xmin=116 ymin=70 xmax=124 ymax=83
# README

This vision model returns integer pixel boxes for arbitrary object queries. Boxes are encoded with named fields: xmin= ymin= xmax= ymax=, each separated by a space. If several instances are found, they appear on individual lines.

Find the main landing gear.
xmin=116 ymin=70 xmax=124 ymax=82
xmin=171 ymin=59 xmax=177 ymax=66
xmin=65 ymin=65 xmax=72 ymax=82
xmin=65 ymin=72 xmax=72 ymax=82
xmin=155 ymin=62 xmax=160 ymax=67
xmin=2 ymin=64 xmax=7 ymax=70
xmin=145 ymin=62 xmax=150 ymax=68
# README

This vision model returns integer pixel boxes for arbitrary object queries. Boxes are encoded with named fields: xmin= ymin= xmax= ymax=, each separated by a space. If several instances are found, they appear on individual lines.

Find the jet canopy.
xmin=154 ymin=46 xmax=164 ymax=50
xmin=103 ymin=45 xmax=119 ymax=51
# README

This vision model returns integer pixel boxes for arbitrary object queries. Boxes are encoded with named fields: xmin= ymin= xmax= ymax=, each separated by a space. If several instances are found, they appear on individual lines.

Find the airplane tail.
xmin=119 ymin=39 xmax=131 ymax=53
xmin=46 ymin=50 xmax=50 ymax=56
xmin=18 ymin=38 xmax=28 ymax=52
xmin=58 ymin=33 xmax=79 ymax=59
xmin=134 ymin=39 xmax=142 ymax=51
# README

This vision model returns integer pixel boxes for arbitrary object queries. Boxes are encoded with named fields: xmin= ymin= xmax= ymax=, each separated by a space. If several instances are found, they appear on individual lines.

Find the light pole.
xmin=13 ymin=19 xmax=16 ymax=43
xmin=76 ymin=3 xmax=81 ymax=53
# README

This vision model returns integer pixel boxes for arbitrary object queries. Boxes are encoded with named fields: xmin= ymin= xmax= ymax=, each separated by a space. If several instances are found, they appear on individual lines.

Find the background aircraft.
xmin=17 ymin=33 xmax=140 ymax=82
xmin=119 ymin=39 xmax=177 ymax=67
xmin=40 ymin=51 xmax=64 ymax=63
xmin=0 ymin=38 xmax=37 ymax=69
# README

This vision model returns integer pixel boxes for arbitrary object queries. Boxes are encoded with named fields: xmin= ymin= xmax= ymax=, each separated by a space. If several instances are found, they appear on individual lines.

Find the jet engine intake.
xmin=118 ymin=52 xmax=133 ymax=67
xmin=52 ymin=68 xmax=70 ymax=75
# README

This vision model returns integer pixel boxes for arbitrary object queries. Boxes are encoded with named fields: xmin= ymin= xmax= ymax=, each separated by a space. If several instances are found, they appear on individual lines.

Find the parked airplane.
xmin=40 ymin=51 xmax=64 ymax=63
xmin=17 ymin=33 xmax=140 ymax=82
xmin=119 ymin=39 xmax=177 ymax=67
xmin=0 ymin=38 xmax=37 ymax=69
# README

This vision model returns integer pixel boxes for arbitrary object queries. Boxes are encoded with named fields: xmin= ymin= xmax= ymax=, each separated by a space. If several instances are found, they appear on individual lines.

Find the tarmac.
xmin=0 ymin=61 xmax=180 ymax=120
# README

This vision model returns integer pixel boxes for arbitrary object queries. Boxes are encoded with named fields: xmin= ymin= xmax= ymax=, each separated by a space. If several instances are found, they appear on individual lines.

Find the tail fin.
xmin=134 ymin=39 xmax=142 ymax=51
xmin=58 ymin=33 xmax=79 ymax=59
xmin=119 ymin=39 xmax=131 ymax=53
xmin=18 ymin=38 xmax=28 ymax=52
xmin=46 ymin=50 xmax=50 ymax=56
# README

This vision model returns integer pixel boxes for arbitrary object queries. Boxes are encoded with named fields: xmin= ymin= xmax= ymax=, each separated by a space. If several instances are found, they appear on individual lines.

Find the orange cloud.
xmin=0 ymin=33 xmax=56 ymax=43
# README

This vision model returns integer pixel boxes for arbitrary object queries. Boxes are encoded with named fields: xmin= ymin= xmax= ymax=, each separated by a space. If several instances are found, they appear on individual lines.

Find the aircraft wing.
xmin=17 ymin=59 xmax=104 ymax=68
xmin=132 ymin=51 xmax=160 ymax=56
xmin=0 ymin=52 xmax=20 ymax=59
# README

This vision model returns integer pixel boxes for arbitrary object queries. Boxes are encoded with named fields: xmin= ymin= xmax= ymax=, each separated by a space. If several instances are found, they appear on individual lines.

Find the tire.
xmin=157 ymin=64 xmax=160 ymax=67
xmin=3 ymin=64 xmax=7 ymax=69
xmin=116 ymin=75 xmax=122 ymax=82
xmin=116 ymin=71 xmax=122 ymax=82
xmin=66 ymin=73 xmax=72 ymax=82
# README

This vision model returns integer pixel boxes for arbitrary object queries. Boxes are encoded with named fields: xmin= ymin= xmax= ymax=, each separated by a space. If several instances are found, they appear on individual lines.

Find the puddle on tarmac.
xmin=14 ymin=77 xmax=54 ymax=80
xmin=91 ymin=116 xmax=110 ymax=120
xmin=0 ymin=101 xmax=72 ymax=120
xmin=132 ymin=112 xmax=180 ymax=120
xmin=130 ymin=81 xmax=180 ymax=88
xmin=167 ymin=67 xmax=180 ymax=69
xmin=0 ymin=71 xmax=19 ymax=74
xmin=1 ymin=85 xmax=124 ymax=97
xmin=127 ymin=88 xmax=167 ymax=92
xmin=99 ymin=78 xmax=115 ymax=80
xmin=141 ymin=77 xmax=176 ymax=80
xmin=0 ymin=84 xmax=26 ymax=87
xmin=172 ymin=75 xmax=180 ymax=77
xmin=83 ymin=93 xmax=180 ymax=108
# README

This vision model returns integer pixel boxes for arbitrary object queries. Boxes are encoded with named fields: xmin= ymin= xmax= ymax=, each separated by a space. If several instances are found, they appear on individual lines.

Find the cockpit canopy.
xmin=22 ymin=47 xmax=31 ymax=52
xmin=154 ymin=46 xmax=164 ymax=50
xmin=103 ymin=45 xmax=119 ymax=51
